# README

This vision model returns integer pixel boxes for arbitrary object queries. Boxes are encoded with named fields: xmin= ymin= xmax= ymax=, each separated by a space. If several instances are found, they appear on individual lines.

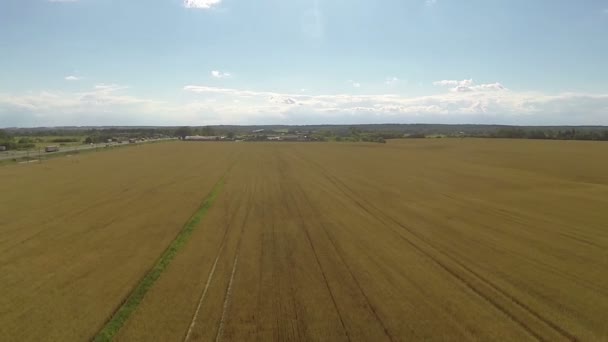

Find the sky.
xmin=1 ymin=0 xmax=608 ymax=127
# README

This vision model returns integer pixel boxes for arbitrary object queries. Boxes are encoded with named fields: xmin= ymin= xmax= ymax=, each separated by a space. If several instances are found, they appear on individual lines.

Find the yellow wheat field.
xmin=1 ymin=139 xmax=607 ymax=341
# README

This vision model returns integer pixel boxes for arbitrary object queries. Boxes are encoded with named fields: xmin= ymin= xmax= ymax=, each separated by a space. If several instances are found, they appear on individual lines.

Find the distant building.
xmin=0 ymin=146 xmax=6 ymax=151
xmin=185 ymin=135 xmax=220 ymax=141
xmin=45 ymin=146 xmax=59 ymax=152
xmin=280 ymin=135 xmax=300 ymax=141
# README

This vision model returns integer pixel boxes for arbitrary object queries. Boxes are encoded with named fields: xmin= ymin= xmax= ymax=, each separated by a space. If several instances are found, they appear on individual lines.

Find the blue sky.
xmin=1 ymin=0 xmax=607 ymax=127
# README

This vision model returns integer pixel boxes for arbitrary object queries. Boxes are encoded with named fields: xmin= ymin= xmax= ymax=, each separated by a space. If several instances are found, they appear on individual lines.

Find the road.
xmin=0 ymin=138 xmax=176 ymax=161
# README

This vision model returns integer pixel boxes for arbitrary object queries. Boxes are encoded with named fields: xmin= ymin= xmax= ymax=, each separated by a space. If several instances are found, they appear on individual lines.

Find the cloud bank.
xmin=433 ymin=79 xmax=507 ymax=93
xmin=1 ymin=81 xmax=608 ymax=127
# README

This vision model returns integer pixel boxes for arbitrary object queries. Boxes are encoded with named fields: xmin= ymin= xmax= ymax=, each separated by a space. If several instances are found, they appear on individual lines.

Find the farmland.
xmin=1 ymin=139 xmax=608 ymax=341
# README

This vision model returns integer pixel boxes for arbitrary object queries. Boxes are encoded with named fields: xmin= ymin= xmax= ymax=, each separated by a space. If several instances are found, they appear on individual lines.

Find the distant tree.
xmin=318 ymin=130 xmax=333 ymax=138
xmin=51 ymin=138 xmax=79 ymax=143
xmin=494 ymin=128 xmax=526 ymax=139
xmin=18 ymin=137 xmax=34 ymax=144
xmin=175 ymin=126 xmax=193 ymax=139
xmin=226 ymin=131 xmax=235 ymax=139
xmin=556 ymin=129 xmax=575 ymax=140
xmin=200 ymin=126 xmax=215 ymax=136
xmin=527 ymin=130 xmax=547 ymax=139
xmin=0 ymin=130 xmax=15 ymax=150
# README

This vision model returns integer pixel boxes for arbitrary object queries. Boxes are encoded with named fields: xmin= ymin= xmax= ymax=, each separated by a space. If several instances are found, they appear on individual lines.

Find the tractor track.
xmin=213 ymin=182 xmax=256 ymax=342
xmin=285 ymin=188 xmax=351 ymax=342
xmin=396 ymin=192 xmax=608 ymax=299
xmin=276 ymin=179 xmax=306 ymax=341
xmin=277 ymin=154 xmax=351 ymax=342
xmin=183 ymin=168 xmax=249 ymax=342
xmin=280 ymin=153 xmax=395 ymax=342
xmin=294 ymin=149 xmax=577 ymax=342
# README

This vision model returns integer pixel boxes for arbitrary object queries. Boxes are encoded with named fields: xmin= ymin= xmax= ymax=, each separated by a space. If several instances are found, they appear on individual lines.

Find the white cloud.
xmin=433 ymin=79 xmax=473 ymax=87
xmin=184 ymin=85 xmax=277 ymax=98
xmin=0 ymin=84 xmax=166 ymax=127
xmin=270 ymin=96 xmax=298 ymax=105
xmin=385 ymin=77 xmax=400 ymax=86
xmin=425 ymin=0 xmax=437 ymax=6
xmin=183 ymin=0 xmax=222 ymax=9
xmin=179 ymin=84 xmax=608 ymax=125
xmin=48 ymin=0 xmax=79 ymax=2
xmin=434 ymin=79 xmax=507 ymax=92
xmin=3 ymin=82 xmax=608 ymax=126
xmin=433 ymin=80 xmax=458 ymax=87
xmin=64 ymin=75 xmax=81 ymax=81
xmin=348 ymin=80 xmax=361 ymax=88
xmin=93 ymin=84 xmax=130 ymax=92
xmin=211 ymin=70 xmax=231 ymax=79
xmin=469 ymin=83 xmax=507 ymax=91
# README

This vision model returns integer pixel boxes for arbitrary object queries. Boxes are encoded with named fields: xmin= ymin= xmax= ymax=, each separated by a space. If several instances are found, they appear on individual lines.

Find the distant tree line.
xmin=0 ymin=130 xmax=36 ymax=150
xmin=490 ymin=128 xmax=608 ymax=141
xmin=4 ymin=125 xmax=608 ymax=149
xmin=51 ymin=138 xmax=80 ymax=143
xmin=308 ymin=127 xmax=387 ymax=143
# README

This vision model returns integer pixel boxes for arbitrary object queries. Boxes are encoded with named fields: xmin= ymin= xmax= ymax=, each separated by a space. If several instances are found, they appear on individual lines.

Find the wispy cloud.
xmin=93 ymin=84 xmax=129 ymax=92
xmin=433 ymin=79 xmax=472 ymax=87
xmin=348 ymin=80 xmax=361 ymax=88
xmin=0 ymin=84 xmax=163 ymax=127
xmin=385 ymin=77 xmax=400 ymax=86
xmin=425 ymin=0 xmax=437 ymax=7
xmin=64 ymin=75 xmax=81 ymax=81
xmin=183 ymin=0 xmax=222 ymax=9
xmin=48 ymin=0 xmax=79 ymax=2
xmin=211 ymin=70 xmax=231 ymax=79
xmin=434 ymin=79 xmax=507 ymax=92
xmin=270 ymin=95 xmax=298 ymax=105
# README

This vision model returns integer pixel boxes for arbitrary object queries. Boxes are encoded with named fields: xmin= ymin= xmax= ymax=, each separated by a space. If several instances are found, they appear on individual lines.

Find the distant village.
xmin=183 ymin=128 xmax=315 ymax=142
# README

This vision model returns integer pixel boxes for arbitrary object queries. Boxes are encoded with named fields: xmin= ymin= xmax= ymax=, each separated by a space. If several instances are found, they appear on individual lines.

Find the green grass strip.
xmin=93 ymin=178 xmax=225 ymax=342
